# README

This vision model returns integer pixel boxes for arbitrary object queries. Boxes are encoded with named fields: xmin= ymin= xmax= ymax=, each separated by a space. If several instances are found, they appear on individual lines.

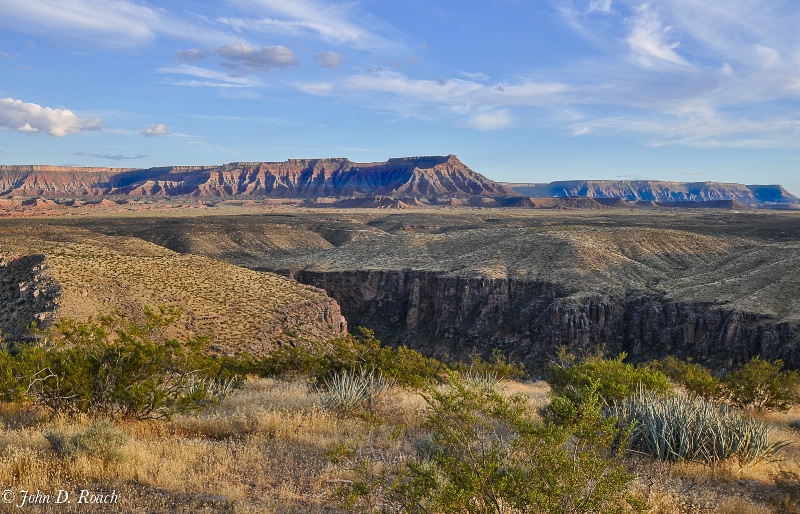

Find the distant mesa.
xmin=0 ymin=155 xmax=516 ymax=201
xmin=0 ymin=158 xmax=797 ymax=209
xmin=502 ymin=180 xmax=799 ymax=209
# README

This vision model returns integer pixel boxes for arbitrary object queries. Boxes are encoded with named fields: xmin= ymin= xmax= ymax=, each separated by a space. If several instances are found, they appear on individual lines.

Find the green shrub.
xmin=655 ymin=356 xmax=726 ymax=401
xmin=721 ymin=357 xmax=799 ymax=412
xmin=452 ymin=348 xmax=528 ymax=381
xmin=611 ymin=388 xmax=788 ymax=464
xmin=45 ymin=419 xmax=128 ymax=463
xmin=337 ymin=372 xmax=641 ymax=513
xmin=5 ymin=307 xmax=242 ymax=420
xmin=548 ymin=352 xmax=672 ymax=405
xmin=247 ymin=328 xmax=443 ymax=389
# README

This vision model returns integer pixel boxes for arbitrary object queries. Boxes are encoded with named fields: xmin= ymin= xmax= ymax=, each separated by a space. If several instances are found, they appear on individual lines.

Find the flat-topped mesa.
xmin=503 ymin=180 xmax=799 ymax=206
xmin=0 ymin=155 xmax=518 ymax=199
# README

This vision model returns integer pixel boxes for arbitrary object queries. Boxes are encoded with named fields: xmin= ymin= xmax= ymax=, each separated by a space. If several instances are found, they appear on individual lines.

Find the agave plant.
xmin=611 ymin=388 xmax=790 ymax=464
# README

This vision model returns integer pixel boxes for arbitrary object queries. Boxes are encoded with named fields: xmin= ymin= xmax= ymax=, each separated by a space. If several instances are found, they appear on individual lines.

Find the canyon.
xmin=1 ymin=155 xmax=799 ymax=371
xmin=1 ymin=209 xmax=795 ymax=372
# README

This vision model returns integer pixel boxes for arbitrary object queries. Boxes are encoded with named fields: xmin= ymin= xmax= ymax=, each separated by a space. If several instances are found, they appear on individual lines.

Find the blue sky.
xmin=1 ymin=0 xmax=800 ymax=193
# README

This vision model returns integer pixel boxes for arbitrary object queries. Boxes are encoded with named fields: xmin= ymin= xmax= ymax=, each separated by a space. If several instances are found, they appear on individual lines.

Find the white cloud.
xmin=221 ymin=0 xmax=398 ymax=49
xmin=589 ymin=0 xmax=612 ymax=13
xmin=0 ymin=98 xmax=100 ymax=136
xmin=158 ymin=64 xmax=265 ymax=88
xmin=217 ymin=43 xmax=298 ymax=71
xmin=142 ymin=123 xmax=170 ymax=137
xmin=0 ymin=0 xmax=159 ymax=47
xmin=625 ymin=4 xmax=689 ymax=68
xmin=467 ymin=110 xmax=514 ymax=131
xmin=297 ymin=70 xmax=567 ymax=130
xmin=0 ymin=0 xmax=235 ymax=48
xmin=315 ymin=51 xmax=341 ymax=68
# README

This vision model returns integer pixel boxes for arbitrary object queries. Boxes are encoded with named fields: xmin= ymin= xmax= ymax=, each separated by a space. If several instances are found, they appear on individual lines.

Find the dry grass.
xmin=0 ymin=226 xmax=345 ymax=354
xmin=0 ymin=377 xmax=796 ymax=513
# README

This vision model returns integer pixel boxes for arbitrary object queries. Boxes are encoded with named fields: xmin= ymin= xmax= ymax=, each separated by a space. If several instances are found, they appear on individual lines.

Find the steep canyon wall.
xmin=297 ymin=270 xmax=798 ymax=373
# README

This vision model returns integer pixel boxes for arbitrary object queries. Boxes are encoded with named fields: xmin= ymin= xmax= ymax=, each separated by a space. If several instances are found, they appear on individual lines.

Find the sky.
xmin=1 ymin=0 xmax=800 ymax=193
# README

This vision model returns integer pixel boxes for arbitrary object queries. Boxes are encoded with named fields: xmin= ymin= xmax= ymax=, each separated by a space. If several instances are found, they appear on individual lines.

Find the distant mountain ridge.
xmin=1 ymin=159 xmax=797 ymax=209
xmin=0 ymin=155 xmax=517 ymax=199
xmin=502 ymin=180 xmax=799 ymax=207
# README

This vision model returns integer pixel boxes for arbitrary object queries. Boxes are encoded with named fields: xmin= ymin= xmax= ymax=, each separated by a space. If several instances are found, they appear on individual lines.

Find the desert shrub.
xmin=451 ymin=348 xmax=528 ymax=381
xmin=248 ymin=328 xmax=443 ymax=389
xmin=611 ymin=388 xmax=788 ymax=464
xmin=721 ymin=357 xmax=799 ymax=412
xmin=655 ymin=356 xmax=726 ymax=401
xmin=337 ymin=372 xmax=641 ymax=513
xmin=44 ymin=419 xmax=128 ymax=463
xmin=4 ymin=308 xmax=242 ymax=420
xmin=548 ymin=352 xmax=672 ymax=405
xmin=319 ymin=368 xmax=394 ymax=413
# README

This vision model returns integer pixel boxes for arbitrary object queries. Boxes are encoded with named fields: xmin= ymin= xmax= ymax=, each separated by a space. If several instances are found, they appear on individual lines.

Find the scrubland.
xmin=0 ymin=374 xmax=797 ymax=513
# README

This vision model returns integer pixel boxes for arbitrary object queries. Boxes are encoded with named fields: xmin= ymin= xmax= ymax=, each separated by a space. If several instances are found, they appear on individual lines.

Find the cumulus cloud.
xmin=217 ymin=43 xmax=298 ymax=71
xmin=315 ymin=51 xmax=341 ymax=68
xmin=0 ymin=98 xmax=100 ymax=136
xmin=142 ymin=123 xmax=170 ymax=137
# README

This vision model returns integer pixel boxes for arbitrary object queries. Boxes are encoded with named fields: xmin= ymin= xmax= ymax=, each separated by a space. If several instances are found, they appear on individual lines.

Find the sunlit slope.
xmin=0 ymin=226 xmax=345 ymax=352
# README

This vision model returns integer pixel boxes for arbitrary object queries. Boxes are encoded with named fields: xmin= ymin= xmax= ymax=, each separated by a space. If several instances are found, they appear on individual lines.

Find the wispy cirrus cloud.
xmin=158 ymin=64 xmax=265 ymax=88
xmin=625 ymin=4 xmax=689 ymax=68
xmin=544 ymin=0 xmax=800 ymax=147
xmin=0 ymin=97 xmax=100 ymax=136
xmin=220 ymin=0 xmax=398 ymax=50
xmin=74 ymin=152 xmax=147 ymax=160
xmin=0 ymin=0 xmax=236 ymax=48
xmin=296 ymin=69 xmax=568 ymax=130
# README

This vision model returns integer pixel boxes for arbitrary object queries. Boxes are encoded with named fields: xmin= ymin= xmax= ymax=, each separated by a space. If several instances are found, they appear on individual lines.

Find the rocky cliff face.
xmin=0 ymin=253 xmax=60 ymax=341
xmin=0 ymin=156 xmax=517 ymax=199
xmin=297 ymin=270 xmax=798 ymax=373
xmin=503 ymin=180 xmax=799 ymax=207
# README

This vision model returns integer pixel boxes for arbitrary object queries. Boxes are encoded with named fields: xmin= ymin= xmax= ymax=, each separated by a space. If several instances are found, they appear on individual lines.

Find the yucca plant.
xmin=611 ymin=388 xmax=790 ymax=464
xmin=319 ymin=368 xmax=394 ymax=413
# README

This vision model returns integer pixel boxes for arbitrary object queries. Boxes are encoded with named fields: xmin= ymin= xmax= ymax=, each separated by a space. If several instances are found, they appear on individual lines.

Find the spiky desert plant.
xmin=459 ymin=369 xmax=503 ymax=391
xmin=612 ymin=388 xmax=789 ymax=464
xmin=319 ymin=368 xmax=394 ymax=413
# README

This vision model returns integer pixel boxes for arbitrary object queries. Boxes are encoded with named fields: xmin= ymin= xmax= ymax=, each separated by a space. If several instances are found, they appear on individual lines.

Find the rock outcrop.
xmin=298 ymin=270 xmax=798 ymax=373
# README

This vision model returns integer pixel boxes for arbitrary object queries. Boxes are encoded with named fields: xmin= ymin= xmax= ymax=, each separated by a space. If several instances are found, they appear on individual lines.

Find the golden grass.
xmin=0 ymin=377 xmax=796 ymax=513
xmin=0 ymin=226 xmax=345 ymax=354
